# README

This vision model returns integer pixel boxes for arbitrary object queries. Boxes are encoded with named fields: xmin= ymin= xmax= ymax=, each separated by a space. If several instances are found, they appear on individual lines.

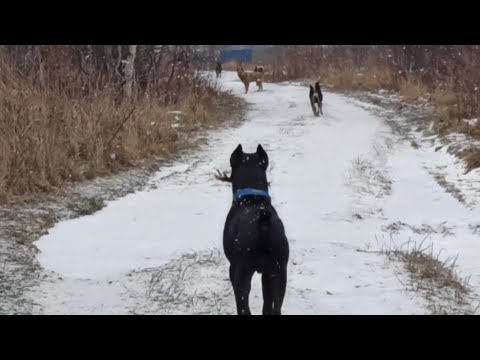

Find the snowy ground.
xmin=24 ymin=71 xmax=480 ymax=314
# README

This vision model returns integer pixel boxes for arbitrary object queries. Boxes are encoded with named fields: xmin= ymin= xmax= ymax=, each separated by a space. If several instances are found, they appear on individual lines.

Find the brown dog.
xmin=237 ymin=66 xmax=264 ymax=93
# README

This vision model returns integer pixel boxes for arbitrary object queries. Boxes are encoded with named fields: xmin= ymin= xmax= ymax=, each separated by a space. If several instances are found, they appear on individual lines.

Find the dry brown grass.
xmin=463 ymin=121 xmax=480 ymax=139
xmin=389 ymin=241 xmax=467 ymax=293
xmin=385 ymin=238 xmax=475 ymax=314
xmin=323 ymin=66 xmax=395 ymax=92
xmin=464 ymin=150 xmax=480 ymax=173
xmin=222 ymin=61 xmax=271 ymax=73
xmin=268 ymin=52 xmax=398 ymax=91
xmin=430 ymin=87 xmax=480 ymax=145
xmin=0 ymin=54 xmax=222 ymax=203
xmin=359 ymin=234 xmax=477 ymax=314
xmin=344 ymin=66 xmax=396 ymax=91
xmin=431 ymin=87 xmax=460 ymax=131
xmin=398 ymin=80 xmax=428 ymax=102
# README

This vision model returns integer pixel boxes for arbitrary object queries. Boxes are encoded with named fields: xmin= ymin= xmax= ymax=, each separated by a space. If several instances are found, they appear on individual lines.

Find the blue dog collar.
xmin=234 ymin=188 xmax=270 ymax=200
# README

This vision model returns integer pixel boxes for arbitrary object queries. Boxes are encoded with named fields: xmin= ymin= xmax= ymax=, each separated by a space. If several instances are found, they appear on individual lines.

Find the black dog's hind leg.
xmin=262 ymin=257 xmax=288 ymax=315
xmin=232 ymin=262 xmax=255 ymax=315
xmin=271 ymin=262 xmax=288 ymax=315
xmin=262 ymin=273 xmax=274 ymax=315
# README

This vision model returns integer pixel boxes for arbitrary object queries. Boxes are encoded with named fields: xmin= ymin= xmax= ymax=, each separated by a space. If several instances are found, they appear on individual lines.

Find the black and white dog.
xmin=309 ymin=81 xmax=323 ymax=117
xmin=220 ymin=145 xmax=289 ymax=315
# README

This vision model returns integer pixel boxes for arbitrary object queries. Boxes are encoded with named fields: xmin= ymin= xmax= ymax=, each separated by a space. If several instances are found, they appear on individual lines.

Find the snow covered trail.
xmin=28 ymin=71 xmax=479 ymax=314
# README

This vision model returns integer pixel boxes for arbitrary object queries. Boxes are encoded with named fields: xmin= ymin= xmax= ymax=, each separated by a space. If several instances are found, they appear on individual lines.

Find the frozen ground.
xmin=10 ymin=71 xmax=480 ymax=314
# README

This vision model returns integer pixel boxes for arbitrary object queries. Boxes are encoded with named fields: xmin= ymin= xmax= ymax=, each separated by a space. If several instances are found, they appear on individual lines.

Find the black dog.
xmin=309 ymin=82 xmax=323 ymax=117
xmin=221 ymin=144 xmax=289 ymax=315
xmin=215 ymin=62 xmax=222 ymax=79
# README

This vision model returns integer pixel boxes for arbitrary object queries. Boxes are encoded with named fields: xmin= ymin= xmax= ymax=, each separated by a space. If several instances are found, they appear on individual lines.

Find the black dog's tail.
xmin=256 ymin=210 xmax=272 ymax=274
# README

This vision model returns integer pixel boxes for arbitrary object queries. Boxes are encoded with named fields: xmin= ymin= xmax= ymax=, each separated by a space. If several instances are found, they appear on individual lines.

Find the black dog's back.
xmin=224 ymin=201 xmax=288 ymax=274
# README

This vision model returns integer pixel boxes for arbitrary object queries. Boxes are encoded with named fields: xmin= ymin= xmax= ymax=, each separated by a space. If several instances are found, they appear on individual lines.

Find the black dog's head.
xmin=229 ymin=144 xmax=269 ymax=192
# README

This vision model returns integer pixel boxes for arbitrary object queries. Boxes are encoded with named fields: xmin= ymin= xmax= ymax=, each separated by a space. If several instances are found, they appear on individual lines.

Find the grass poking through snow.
xmin=359 ymin=234 xmax=479 ymax=315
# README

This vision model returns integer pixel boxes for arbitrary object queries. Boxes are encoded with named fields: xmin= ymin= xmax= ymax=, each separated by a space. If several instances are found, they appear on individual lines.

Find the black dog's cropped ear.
xmin=230 ymin=144 xmax=243 ymax=168
xmin=257 ymin=144 xmax=269 ymax=170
